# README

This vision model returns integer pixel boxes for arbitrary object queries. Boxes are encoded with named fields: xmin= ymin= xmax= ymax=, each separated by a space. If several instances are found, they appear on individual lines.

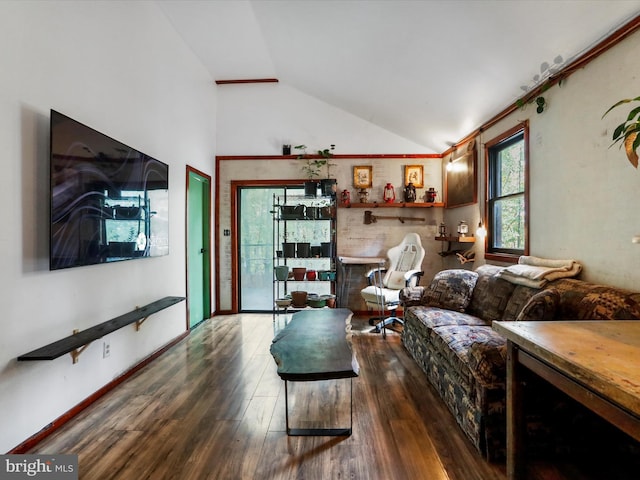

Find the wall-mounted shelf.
xmin=435 ymin=236 xmax=476 ymax=258
xmin=17 ymin=296 xmax=185 ymax=363
xmin=340 ymin=202 xmax=444 ymax=209
xmin=435 ymin=236 xmax=476 ymax=243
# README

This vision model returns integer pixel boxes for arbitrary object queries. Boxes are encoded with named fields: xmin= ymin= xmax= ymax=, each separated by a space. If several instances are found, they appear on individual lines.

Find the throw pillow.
xmin=422 ymin=269 xmax=478 ymax=312
xmin=515 ymin=288 xmax=560 ymax=321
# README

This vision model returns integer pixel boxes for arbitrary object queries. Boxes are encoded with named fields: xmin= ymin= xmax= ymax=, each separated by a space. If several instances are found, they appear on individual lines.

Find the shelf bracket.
xmin=134 ymin=306 xmax=148 ymax=331
xmin=69 ymin=329 xmax=92 ymax=364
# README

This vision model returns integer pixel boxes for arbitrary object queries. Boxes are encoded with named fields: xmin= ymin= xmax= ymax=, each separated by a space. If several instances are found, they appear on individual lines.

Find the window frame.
xmin=484 ymin=122 xmax=529 ymax=263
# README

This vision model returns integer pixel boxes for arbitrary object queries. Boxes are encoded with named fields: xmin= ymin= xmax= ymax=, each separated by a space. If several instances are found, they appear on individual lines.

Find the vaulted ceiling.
xmin=157 ymin=0 xmax=640 ymax=153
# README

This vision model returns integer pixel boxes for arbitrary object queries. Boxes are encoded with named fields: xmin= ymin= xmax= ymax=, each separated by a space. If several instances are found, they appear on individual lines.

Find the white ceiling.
xmin=157 ymin=0 xmax=640 ymax=153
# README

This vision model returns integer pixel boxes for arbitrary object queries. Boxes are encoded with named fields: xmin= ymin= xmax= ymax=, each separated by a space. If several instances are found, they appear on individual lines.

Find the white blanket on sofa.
xmin=496 ymin=255 xmax=582 ymax=288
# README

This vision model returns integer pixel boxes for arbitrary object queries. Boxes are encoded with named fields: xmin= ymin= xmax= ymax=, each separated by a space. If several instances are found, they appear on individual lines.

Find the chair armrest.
xmin=399 ymin=286 xmax=426 ymax=306
xmin=404 ymin=270 xmax=424 ymax=286
xmin=365 ymin=267 xmax=388 ymax=285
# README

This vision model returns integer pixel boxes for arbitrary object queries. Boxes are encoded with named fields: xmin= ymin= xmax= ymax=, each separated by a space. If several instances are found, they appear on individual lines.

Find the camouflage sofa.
xmin=400 ymin=265 xmax=640 ymax=461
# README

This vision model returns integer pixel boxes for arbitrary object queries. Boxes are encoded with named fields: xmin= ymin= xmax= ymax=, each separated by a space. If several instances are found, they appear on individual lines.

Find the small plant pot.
xmin=292 ymin=267 xmax=307 ymax=281
xmin=310 ymin=246 xmax=322 ymax=257
xmin=321 ymin=242 xmax=333 ymax=258
xmin=282 ymin=243 xmax=296 ymax=258
xmin=296 ymin=242 xmax=310 ymax=258
xmin=320 ymin=178 xmax=337 ymax=197
xmin=291 ymin=291 xmax=308 ymax=307
xmin=274 ymin=265 xmax=289 ymax=281
xmin=306 ymin=270 xmax=316 ymax=281
xmin=304 ymin=181 xmax=318 ymax=197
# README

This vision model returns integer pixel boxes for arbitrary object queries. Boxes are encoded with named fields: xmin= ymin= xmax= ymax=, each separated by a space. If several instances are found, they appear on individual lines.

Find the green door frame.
xmin=186 ymin=166 xmax=212 ymax=329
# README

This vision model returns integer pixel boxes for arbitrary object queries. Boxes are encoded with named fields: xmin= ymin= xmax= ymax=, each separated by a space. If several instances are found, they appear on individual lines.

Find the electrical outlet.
xmin=103 ymin=341 xmax=110 ymax=358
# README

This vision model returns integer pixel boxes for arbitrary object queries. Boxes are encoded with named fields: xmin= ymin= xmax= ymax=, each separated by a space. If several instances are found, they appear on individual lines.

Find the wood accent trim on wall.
xmin=217 ymin=153 xmax=441 ymax=161
xmin=215 ymin=78 xmax=279 ymax=85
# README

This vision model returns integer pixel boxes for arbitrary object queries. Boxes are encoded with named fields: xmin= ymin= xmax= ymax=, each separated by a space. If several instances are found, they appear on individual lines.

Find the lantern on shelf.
xmin=426 ymin=187 xmax=437 ymax=203
xmin=457 ymin=221 xmax=469 ymax=236
xmin=404 ymin=182 xmax=416 ymax=203
xmin=439 ymin=223 xmax=447 ymax=237
xmin=341 ymin=189 xmax=351 ymax=206
xmin=383 ymin=183 xmax=396 ymax=203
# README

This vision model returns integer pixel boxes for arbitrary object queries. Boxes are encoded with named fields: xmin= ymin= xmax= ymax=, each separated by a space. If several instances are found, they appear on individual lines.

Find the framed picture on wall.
xmin=353 ymin=166 xmax=373 ymax=188
xmin=445 ymin=148 xmax=477 ymax=208
xmin=404 ymin=165 xmax=424 ymax=188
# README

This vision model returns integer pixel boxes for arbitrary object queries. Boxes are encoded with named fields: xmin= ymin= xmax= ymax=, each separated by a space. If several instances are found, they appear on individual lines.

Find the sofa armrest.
xmin=399 ymin=286 xmax=425 ymax=306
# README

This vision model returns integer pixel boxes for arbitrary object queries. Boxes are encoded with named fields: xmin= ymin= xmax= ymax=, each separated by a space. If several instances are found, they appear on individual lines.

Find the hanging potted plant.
xmin=602 ymin=96 xmax=640 ymax=168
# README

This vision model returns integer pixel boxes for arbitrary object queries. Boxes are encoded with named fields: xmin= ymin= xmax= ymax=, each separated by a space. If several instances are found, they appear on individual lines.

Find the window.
xmin=485 ymin=123 xmax=528 ymax=262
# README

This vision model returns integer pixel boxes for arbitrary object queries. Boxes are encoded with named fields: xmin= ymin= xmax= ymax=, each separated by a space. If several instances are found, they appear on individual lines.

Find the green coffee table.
xmin=270 ymin=308 xmax=359 ymax=435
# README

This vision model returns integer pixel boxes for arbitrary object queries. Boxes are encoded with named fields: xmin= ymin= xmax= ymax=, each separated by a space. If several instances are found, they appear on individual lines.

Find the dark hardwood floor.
xmin=27 ymin=313 xmax=621 ymax=479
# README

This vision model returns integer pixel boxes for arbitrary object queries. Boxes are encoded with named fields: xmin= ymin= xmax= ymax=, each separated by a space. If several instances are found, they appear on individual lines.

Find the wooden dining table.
xmin=492 ymin=320 xmax=640 ymax=480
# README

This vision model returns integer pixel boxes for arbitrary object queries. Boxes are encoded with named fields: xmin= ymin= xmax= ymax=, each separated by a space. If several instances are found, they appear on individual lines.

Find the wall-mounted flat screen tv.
xmin=50 ymin=110 xmax=169 ymax=270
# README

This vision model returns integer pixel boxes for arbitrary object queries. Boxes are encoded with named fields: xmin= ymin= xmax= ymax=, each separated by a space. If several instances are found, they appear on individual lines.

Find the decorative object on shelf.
xmin=296 ymin=242 xmax=311 ymax=258
xmin=321 ymin=242 xmax=333 ymax=257
xmin=280 ymin=204 xmax=305 ymax=219
xmin=439 ymin=222 xmax=447 ymax=237
xmin=404 ymin=164 xmax=424 ymax=188
xmin=602 ymin=96 xmax=640 ymax=168
xmin=322 ymin=294 xmax=336 ymax=308
xmin=282 ymin=144 xmax=291 ymax=155
xmin=306 ymin=269 xmax=317 ymax=281
xmin=310 ymin=245 xmax=322 ymax=257
xmin=341 ymin=189 xmax=351 ymax=207
xmin=383 ymin=183 xmax=396 ymax=203
xmin=291 ymin=290 xmax=308 ymax=307
xmin=274 ymin=265 xmax=289 ymax=281
xmin=426 ymin=187 xmax=437 ymax=203
xmin=357 ymin=188 xmax=369 ymax=203
xmin=445 ymin=139 xmax=477 ymax=208
xmin=457 ymin=220 xmax=469 ymax=236
xmin=275 ymin=298 xmax=292 ymax=308
xmin=364 ymin=210 xmax=425 ymax=224
xmin=353 ymin=165 xmax=372 ymax=188
xmin=292 ymin=267 xmax=307 ymax=281
xmin=282 ymin=242 xmax=296 ymax=258
xmin=403 ymin=182 xmax=416 ymax=203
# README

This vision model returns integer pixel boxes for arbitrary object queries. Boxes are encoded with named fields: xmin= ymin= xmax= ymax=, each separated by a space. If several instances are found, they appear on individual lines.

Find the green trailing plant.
xmin=602 ymin=96 xmax=640 ymax=168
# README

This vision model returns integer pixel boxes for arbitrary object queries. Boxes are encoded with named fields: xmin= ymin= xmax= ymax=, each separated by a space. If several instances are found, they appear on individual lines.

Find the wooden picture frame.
xmin=404 ymin=165 xmax=424 ymax=188
xmin=445 ymin=148 xmax=477 ymax=208
xmin=353 ymin=165 xmax=372 ymax=188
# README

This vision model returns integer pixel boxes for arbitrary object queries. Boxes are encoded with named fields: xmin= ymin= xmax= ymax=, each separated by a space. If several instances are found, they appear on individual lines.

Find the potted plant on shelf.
xmin=602 ymin=96 xmax=640 ymax=168
xmin=295 ymin=144 xmax=336 ymax=197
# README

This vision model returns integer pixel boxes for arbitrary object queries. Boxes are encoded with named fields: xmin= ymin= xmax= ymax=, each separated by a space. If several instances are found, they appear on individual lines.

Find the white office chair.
xmin=360 ymin=233 xmax=425 ymax=333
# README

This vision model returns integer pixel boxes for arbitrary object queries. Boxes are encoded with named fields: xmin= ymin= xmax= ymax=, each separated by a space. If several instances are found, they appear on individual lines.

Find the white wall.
xmin=0 ymin=2 xmax=216 ymax=452
xmin=216 ymin=83 xmax=444 ymax=311
xmin=469 ymin=28 xmax=640 ymax=290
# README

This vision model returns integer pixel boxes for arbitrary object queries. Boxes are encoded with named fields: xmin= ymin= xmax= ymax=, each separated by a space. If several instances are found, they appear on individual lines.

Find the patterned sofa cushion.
xmin=422 ymin=269 xmax=478 ymax=312
xmin=408 ymin=305 xmax=487 ymax=329
xmin=516 ymin=288 xmax=560 ymax=321
xmin=551 ymin=278 xmax=640 ymax=320
xmin=467 ymin=265 xmax=516 ymax=323
xmin=429 ymin=324 xmax=507 ymax=388
xmin=501 ymin=284 xmax=541 ymax=320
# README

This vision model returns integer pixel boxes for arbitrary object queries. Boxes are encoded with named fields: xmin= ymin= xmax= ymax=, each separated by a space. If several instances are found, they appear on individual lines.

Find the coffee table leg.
xmin=284 ymin=379 xmax=353 ymax=436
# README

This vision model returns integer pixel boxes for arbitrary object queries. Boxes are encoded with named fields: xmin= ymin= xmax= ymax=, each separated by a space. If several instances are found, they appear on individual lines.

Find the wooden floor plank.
xmin=29 ymin=313 xmax=614 ymax=479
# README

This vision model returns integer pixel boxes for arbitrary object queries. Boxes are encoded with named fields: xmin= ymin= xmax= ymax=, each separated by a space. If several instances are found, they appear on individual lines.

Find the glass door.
xmin=238 ymin=186 xmax=301 ymax=311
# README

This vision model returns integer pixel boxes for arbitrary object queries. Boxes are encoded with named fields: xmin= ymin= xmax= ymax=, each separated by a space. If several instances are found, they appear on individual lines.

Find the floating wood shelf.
xmin=341 ymin=202 xmax=444 ymax=208
xmin=435 ymin=236 xmax=476 ymax=243
xmin=18 ymin=296 xmax=185 ymax=363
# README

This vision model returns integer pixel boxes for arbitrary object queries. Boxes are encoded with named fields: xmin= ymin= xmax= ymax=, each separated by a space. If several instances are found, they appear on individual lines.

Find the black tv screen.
xmin=50 ymin=110 xmax=169 ymax=270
